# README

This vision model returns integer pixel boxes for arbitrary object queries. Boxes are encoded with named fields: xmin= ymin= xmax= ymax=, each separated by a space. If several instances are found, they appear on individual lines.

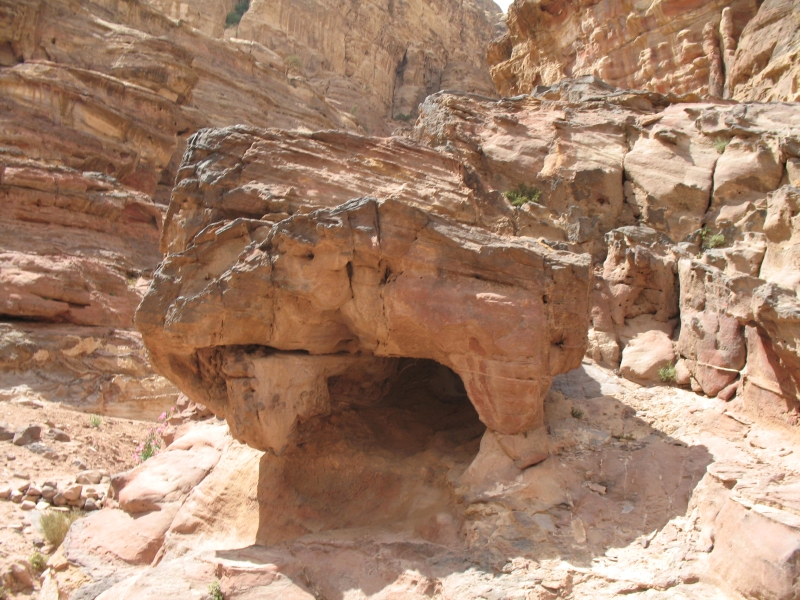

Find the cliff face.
xmin=488 ymin=0 xmax=800 ymax=102
xmin=0 ymin=0 xmax=355 ymax=416
xmin=142 ymin=0 xmax=504 ymax=134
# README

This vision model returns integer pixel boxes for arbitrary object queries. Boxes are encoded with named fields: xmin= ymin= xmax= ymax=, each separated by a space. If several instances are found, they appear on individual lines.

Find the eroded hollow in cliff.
xmin=254 ymin=358 xmax=486 ymax=545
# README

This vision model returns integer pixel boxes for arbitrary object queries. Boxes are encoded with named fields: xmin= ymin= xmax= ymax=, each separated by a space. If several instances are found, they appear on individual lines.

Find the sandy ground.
xmin=0 ymin=398 xmax=155 ymax=598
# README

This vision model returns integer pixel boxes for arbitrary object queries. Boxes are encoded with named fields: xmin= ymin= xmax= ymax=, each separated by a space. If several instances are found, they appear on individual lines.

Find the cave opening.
xmin=255 ymin=358 xmax=485 ymax=545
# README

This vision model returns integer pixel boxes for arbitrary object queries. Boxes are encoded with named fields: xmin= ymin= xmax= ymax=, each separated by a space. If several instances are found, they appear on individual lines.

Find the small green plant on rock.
xmin=394 ymin=112 xmax=414 ymax=122
xmin=39 ymin=509 xmax=85 ymax=548
xmin=571 ymin=407 xmax=584 ymax=419
xmin=208 ymin=580 xmax=224 ymax=600
xmin=705 ymin=233 xmax=725 ymax=249
xmin=713 ymin=137 xmax=729 ymax=154
xmin=285 ymin=54 xmax=303 ymax=70
xmin=136 ymin=431 xmax=161 ymax=463
xmin=225 ymin=0 xmax=250 ymax=27
xmin=698 ymin=228 xmax=726 ymax=251
xmin=134 ymin=406 xmax=176 ymax=464
xmin=659 ymin=363 xmax=677 ymax=383
xmin=504 ymin=183 xmax=541 ymax=207
xmin=88 ymin=414 xmax=102 ymax=428
xmin=29 ymin=550 xmax=47 ymax=573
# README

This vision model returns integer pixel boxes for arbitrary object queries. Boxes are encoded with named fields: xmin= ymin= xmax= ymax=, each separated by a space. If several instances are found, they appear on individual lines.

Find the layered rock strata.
xmin=488 ymin=0 xmax=800 ymax=103
xmin=137 ymin=126 xmax=592 ymax=452
xmin=0 ymin=0 xmax=355 ymax=415
xmin=413 ymin=78 xmax=800 ymax=426
xmin=165 ymin=0 xmax=504 ymax=133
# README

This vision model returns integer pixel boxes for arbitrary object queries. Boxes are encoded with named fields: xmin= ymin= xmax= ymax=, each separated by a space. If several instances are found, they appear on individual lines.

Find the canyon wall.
xmin=0 ymin=0 xmax=355 ymax=417
xmin=414 ymin=78 xmax=800 ymax=428
xmin=488 ymin=0 xmax=800 ymax=102
xmin=143 ymin=0 xmax=504 ymax=134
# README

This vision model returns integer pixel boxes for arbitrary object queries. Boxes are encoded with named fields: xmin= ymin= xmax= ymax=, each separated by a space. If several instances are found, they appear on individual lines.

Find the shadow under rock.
xmin=216 ymin=362 xmax=712 ymax=599
xmin=462 ymin=363 xmax=713 ymax=569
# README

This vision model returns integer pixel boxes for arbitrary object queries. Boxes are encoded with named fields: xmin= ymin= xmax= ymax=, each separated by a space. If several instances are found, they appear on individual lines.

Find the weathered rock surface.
xmin=726 ymin=0 xmax=800 ymax=102
xmin=0 ymin=0 xmax=358 ymax=416
xmin=158 ymin=0 xmax=503 ymax=133
xmin=488 ymin=0 xmax=798 ymax=103
xmin=414 ymin=80 xmax=800 ymax=429
xmin=45 ymin=363 xmax=800 ymax=600
xmin=138 ymin=126 xmax=592 ymax=449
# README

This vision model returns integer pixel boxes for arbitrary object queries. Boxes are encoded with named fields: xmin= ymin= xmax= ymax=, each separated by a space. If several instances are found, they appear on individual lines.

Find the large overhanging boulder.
xmin=137 ymin=127 xmax=592 ymax=453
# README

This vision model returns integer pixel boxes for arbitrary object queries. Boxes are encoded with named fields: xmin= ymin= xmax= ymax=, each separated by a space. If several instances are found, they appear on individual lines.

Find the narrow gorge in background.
xmin=0 ymin=0 xmax=799 ymax=598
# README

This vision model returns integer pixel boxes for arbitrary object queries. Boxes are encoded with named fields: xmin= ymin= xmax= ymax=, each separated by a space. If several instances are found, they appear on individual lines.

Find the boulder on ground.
xmin=620 ymin=330 xmax=676 ymax=385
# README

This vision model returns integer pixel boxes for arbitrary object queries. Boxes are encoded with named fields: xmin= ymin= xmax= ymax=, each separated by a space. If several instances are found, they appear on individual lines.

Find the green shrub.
xmin=225 ymin=0 xmax=250 ymax=27
xmin=394 ymin=112 xmax=414 ymax=122
xmin=29 ymin=550 xmax=47 ymax=572
xmin=285 ymin=54 xmax=303 ymax=70
xmin=208 ymin=581 xmax=224 ymax=600
xmin=504 ymin=183 xmax=541 ymax=207
xmin=136 ymin=430 xmax=161 ymax=463
xmin=39 ymin=510 xmax=85 ymax=548
xmin=571 ymin=407 xmax=584 ymax=419
xmin=698 ymin=228 xmax=726 ymax=250
xmin=713 ymin=137 xmax=729 ymax=154
xmin=659 ymin=363 xmax=677 ymax=383
xmin=705 ymin=233 xmax=725 ymax=249
xmin=88 ymin=414 xmax=102 ymax=428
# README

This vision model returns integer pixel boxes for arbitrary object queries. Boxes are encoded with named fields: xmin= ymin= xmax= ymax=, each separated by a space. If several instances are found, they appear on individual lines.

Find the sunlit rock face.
xmin=143 ymin=0 xmax=504 ymax=134
xmin=0 ymin=0 xmax=357 ymax=416
xmin=487 ymin=0 xmax=800 ymax=103
xmin=137 ymin=125 xmax=593 ymax=452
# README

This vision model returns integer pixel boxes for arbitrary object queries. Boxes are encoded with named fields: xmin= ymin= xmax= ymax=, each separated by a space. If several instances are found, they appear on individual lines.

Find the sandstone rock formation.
xmin=151 ymin=0 xmax=504 ymax=133
xmin=38 ymin=362 xmax=800 ymax=600
xmin=488 ymin=0 xmax=799 ymax=103
xmin=0 ymin=0 xmax=356 ymax=415
xmin=137 ymin=126 xmax=593 ymax=451
xmin=412 ymin=79 xmax=800 ymax=428
xmin=726 ymin=0 xmax=800 ymax=102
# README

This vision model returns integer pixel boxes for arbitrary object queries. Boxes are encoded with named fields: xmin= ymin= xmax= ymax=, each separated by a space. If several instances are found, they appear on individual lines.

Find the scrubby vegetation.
xmin=504 ymin=183 xmax=541 ymax=207
xmin=209 ymin=580 xmax=224 ymax=600
xmin=699 ymin=228 xmax=726 ymax=250
xmin=225 ymin=0 xmax=250 ymax=27
xmin=285 ymin=54 xmax=303 ymax=70
xmin=88 ymin=414 xmax=102 ymax=428
xmin=571 ymin=407 xmax=584 ymax=419
xmin=659 ymin=363 xmax=677 ymax=383
xmin=713 ymin=137 xmax=729 ymax=154
xmin=29 ymin=550 xmax=47 ymax=572
xmin=39 ymin=509 xmax=85 ymax=547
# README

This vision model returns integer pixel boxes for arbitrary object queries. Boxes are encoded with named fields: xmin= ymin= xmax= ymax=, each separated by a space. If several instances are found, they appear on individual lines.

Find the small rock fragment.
xmin=76 ymin=470 xmax=103 ymax=484
xmin=48 ymin=428 xmax=71 ymax=442
xmin=62 ymin=484 xmax=82 ymax=501
xmin=586 ymin=482 xmax=607 ymax=495
xmin=0 ymin=422 xmax=14 ymax=441
xmin=12 ymin=424 xmax=42 ymax=446
xmin=20 ymin=499 xmax=36 ymax=510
